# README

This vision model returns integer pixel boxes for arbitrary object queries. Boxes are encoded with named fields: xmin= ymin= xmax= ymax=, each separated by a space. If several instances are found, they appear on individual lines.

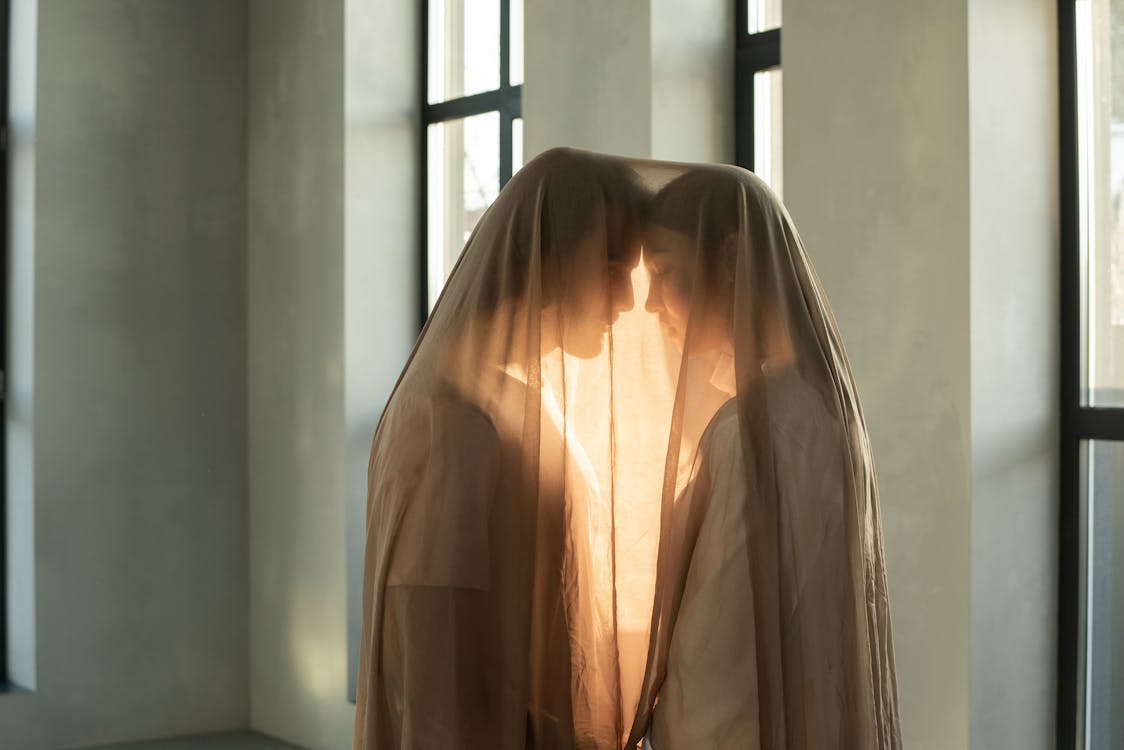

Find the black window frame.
xmin=419 ymin=0 xmax=523 ymax=327
xmin=733 ymin=1 xmax=780 ymax=171
xmin=1057 ymin=0 xmax=1124 ymax=745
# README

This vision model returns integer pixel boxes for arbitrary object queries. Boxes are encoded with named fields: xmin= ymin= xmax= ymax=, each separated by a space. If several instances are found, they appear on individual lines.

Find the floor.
xmin=75 ymin=731 xmax=307 ymax=750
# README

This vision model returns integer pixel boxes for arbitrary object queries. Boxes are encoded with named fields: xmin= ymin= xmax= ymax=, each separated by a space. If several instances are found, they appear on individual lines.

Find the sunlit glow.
xmin=746 ymin=0 xmax=781 ymax=34
xmin=428 ymin=113 xmax=501 ymax=311
xmin=753 ymin=69 xmax=783 ymax=198
xmin=428 ymin=0 xmax=500 ymax=103
xmin=510 ymin=0 xmax=524 ymax=86
xmin=1076 ymin=0 xmax=1095 ymax=405
xmin=286 ymin=582 xmax=346 ymax=705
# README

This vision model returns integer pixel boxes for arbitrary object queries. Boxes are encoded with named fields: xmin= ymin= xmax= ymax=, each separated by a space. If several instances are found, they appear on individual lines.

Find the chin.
xmin=561 ymin=330 xmax=607 ymax=359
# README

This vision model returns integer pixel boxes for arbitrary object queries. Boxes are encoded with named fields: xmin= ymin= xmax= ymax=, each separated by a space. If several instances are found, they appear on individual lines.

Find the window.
xmin=1059 ymin=0 xmax=1124 ymax=745
xmin=0 ymin=0 xmax=9 ymax=691
xmin=422 ymin=0 xmax=523 ymax=320
xmin=734 ymin=0 xmax=781 ymax=195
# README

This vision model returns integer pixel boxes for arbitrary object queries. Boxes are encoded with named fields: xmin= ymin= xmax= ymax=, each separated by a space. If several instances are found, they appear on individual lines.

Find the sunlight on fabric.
xmin=535 ymin=262 xmax=681 ymax=728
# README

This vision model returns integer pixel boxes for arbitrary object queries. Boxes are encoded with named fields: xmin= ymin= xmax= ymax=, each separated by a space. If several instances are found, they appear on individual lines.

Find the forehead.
xmin=642 ymin=225 xmax=694 ymax=259
xmin=607 ymin=225 xmax=643 ymax=264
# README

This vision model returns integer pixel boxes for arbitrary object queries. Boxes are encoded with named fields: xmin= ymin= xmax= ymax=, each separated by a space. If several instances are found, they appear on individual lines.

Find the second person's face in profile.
xmin=642 ymin=224 xmax=732 ymax=356
xmin=554 ymin=223 xmax=641 ymax=359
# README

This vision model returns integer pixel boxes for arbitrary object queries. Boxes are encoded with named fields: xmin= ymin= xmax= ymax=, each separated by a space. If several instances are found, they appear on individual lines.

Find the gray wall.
xmin=0 ymin=1 xmax=250 ymax=748
xmin=524 ymin=0 xmax=653 ymax=158
xmin=343 ymin=0 xmax=419 ymax=702
xmin=967 ymin=0 xmax=1058 ymax=746
xmin=0 ymin=3 xmax=1062 ymax=749
xmin=524 ymin=0 xmax=732 ymax=163
xmin=246 ymin=3 xmax=354 ymax=749
xmin=248 ymin=1 xmax=420 ymax=743
xmin=784 ymin=1 xmax=973 ymax=744
xmin=785 ymin=0 xmax=1059 ymax=747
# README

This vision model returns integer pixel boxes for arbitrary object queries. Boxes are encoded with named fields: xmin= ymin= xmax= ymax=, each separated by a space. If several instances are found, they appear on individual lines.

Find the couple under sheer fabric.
xmin=353 ymin=148 xmax=902 ymax=750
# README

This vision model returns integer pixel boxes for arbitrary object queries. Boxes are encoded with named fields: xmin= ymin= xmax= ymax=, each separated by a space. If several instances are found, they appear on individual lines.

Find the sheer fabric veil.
xmin=353 ymin=149 xmax=901 ymax=750
xmin=626 ymin=165 xmax=902 ymax=749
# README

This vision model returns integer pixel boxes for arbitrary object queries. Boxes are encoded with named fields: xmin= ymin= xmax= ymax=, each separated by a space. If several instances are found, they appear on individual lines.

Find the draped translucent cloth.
xmin=353 ymin=149 xmax=901 ymax=750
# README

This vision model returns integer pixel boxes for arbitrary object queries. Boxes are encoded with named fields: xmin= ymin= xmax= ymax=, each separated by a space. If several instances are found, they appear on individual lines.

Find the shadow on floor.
xmin=75 ymin=730 xmax=308 ymax=750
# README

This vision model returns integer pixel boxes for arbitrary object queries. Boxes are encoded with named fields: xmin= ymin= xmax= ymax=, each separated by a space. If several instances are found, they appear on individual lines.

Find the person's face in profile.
xmin=556 ymin=224 xmax=640 ymax=359
xmin=643 ymin=224 xmax=732 ymax=356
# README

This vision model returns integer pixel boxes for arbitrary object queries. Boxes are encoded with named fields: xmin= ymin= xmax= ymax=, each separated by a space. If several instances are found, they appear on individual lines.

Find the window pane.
xmin=510 ymin=0 xmax=524 ymax=86
xmin=1080 ymin=440 xmax=1124 ymax=748
xmin=1076 ymin=0 xmax=1124 ymax=405
xmin=747 ymin=0 xmax=781 ymax=34
xmin=753 ymin=69 xmax=783 ymax=198
xmin=428 ymin=0 xmax=500 ymax=104
xmin=427 ymin=112 xmax=501 ymax=309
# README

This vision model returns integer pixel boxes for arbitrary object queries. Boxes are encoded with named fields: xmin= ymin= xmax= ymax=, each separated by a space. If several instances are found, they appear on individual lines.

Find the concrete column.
xmin=343 ymin=0 xmax=419 ymax=704
xmin=248 ymin=0 xmax=419 ymax=747
xmin=524 ymin=0 xmax=732 ymax=163
xmin=246 ymin=2 xmax=353 ymax=750
xmin=786 ymin=0 xmax=1059 ymax=747
xmin=0 ymin=2 xmax=251 ymax=748
xmin=967 ymin=1 xmax=1058 ymax=747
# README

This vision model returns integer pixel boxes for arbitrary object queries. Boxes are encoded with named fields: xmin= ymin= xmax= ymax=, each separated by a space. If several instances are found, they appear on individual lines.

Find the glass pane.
xmin=427 ymin=112 xmax=501 ymax=309
xmin=428 ymin=0 xmax=500 ymax=104
xmin=510 ymin=0 xmax=524 ymax=86
xmin=1076 ymin=0 xmax=1124 ymax=405
xmin=513 ymin=117 xmax=524 ymax=173
xmin=753 ymin=69 xmax=783 ymax=198
xmin=747 ymin=0 xmax=781 ymax=33
xmin=1080 ymin=440 xmax=1124 ymax=748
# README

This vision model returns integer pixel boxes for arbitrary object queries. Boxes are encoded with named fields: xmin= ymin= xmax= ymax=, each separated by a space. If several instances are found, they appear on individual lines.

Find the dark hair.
xmin=473 ymin=148 xmax=650 ymax=311
xmin=646 ymin=167 xmax=744 ymax=290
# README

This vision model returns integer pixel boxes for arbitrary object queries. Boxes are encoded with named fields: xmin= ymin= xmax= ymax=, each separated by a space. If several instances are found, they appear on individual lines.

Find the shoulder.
xmin=388 ymin=385 xmax=497 ymax=438
xmin=695 ymin=398 xmax=743 ymax=481
xmin=699 ymin=398 xmax=740 ymax=455
xmin=372 ymin=387 xmax=501 ymax=476
xmin=762 ymin=367 xmax=846 ymax=451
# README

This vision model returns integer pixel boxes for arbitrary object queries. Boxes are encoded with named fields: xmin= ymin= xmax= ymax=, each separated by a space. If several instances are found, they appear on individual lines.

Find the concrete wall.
xmin=7 ymin=0 xmax=40 ymax=693
xmin=0 ymin=2 xmax=250 ymax=748
xmin=524 ymin=0 xmax=653 ymax=159
xmin=967 ymin=0 xmax=1058 ymax=747
xmin=785 ymin=0 xmax=1059 ymax=747
xmin=784 ymin=1 xmax=973 ymax=745
xmin=525 ymin=0 xmax=733 ymax=163
xmin=342 ymin=0 xmax=419 ymax=702
xmin=0 ymin=3 xmax=1061 ymax=749
xmin=649 ymin=0 xmax=733 ymax=163
xmin=246 ymin=2 xmax=354 ymax=749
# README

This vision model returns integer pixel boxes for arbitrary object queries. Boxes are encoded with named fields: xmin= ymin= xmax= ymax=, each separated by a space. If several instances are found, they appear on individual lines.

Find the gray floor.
xmin=75 ymin=731 xmax=307 ymax=750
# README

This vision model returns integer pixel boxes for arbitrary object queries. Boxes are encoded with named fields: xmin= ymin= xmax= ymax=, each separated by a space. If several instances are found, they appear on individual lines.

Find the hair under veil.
xmin=353 ymin=148 xmax=655 ymax=750
xmin=626 ymin=165 xmax=901 ymax=748
xmin=353 ymin=150 xmax=901 ymax=750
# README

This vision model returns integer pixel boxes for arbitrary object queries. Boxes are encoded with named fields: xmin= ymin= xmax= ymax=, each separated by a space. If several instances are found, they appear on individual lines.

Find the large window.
xmin=0 ymin=0 xmax=9 ymax=691
xmin=734 ymin=0 xmax=781 ymax=195
xmin=422 ymin=0 xmax=523 ymax=319
xmin=1060 ymin=0 xmax=1124 ymax=745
